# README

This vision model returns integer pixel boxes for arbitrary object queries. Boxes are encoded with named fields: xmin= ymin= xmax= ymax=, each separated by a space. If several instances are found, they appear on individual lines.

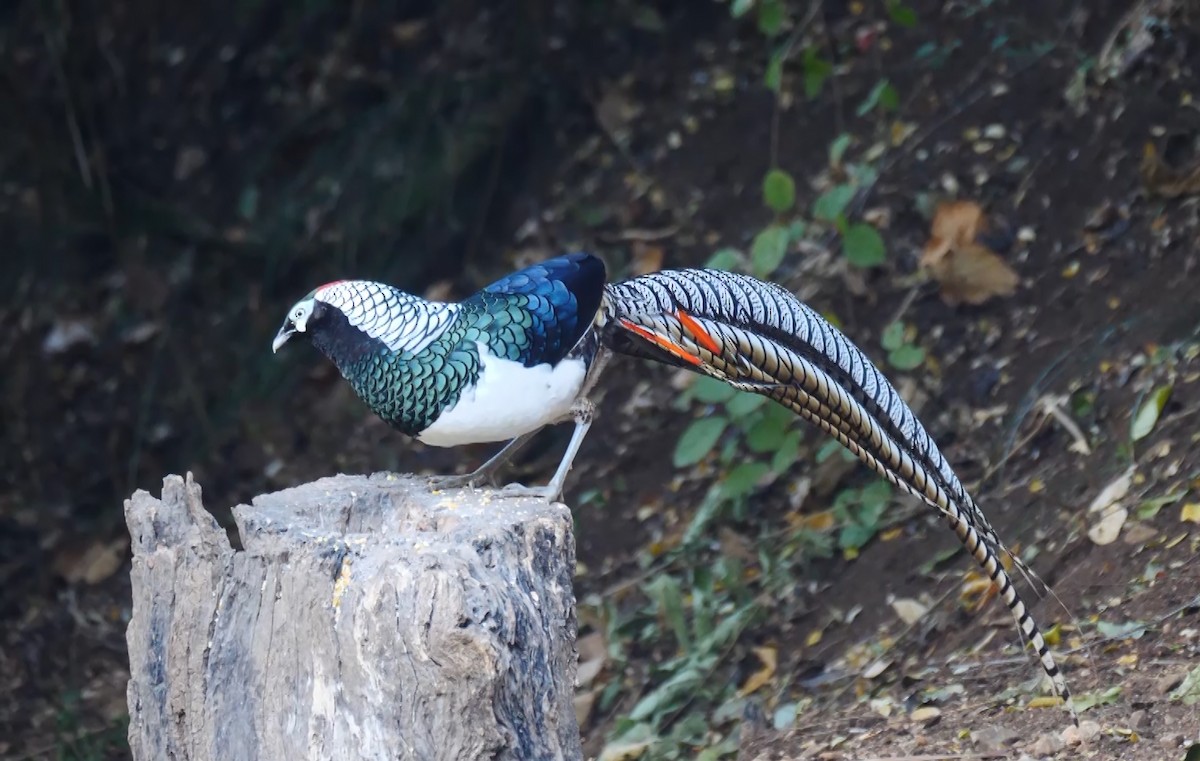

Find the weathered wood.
xmin=124 ymin=472 xmax=582 ymax=761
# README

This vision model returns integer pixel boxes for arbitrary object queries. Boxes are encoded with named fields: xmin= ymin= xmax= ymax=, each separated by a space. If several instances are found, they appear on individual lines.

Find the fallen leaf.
xmin=1169 ymin=664 xmax=1200 ymax=705
xmin=1028 ymin=695 xmax=1067 ymax=709
xmin=1088 ymin=506 xmax=1128 ymax=545
xmin=1131 ymin=384 xmax=1172 ymax=442
xmin=1181 ymin=503 xmax=1200 ymax=524
xmin=738 ymin=646 xmax=778 ymax=697
xmin=924 ymin=242 xmax=1019 ymax=305
xmin=910 ymin=706 xmax=941 ymax=723
xmin=862 ymin=658 xmax=892 ymax=679
xmin=920 ymin=201 xmax=1018 ymax=305
xmin=1087 ymin=466 xmax=1136 ymax=513
xmin=1141 ymin=142 xmax=1200 ymax=198
xmin=574 ymin=687 xmax=600 ymax=727
xmin=54 ymin=536 xmax=130 ymax=585
xmin=890 ymin=597 xmax=929 ymax=625
xmin=630 ymin=241 xmax=665 ymax=276
xmin=800 ymin=510 xmax=835 ymax=531
xmin=42 ymin=318 xmax=97 ymax=355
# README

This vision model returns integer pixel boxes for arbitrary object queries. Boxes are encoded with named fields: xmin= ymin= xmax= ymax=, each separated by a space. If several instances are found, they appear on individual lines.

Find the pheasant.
xmin=273 ymin=251 xmax=1074 ymax=720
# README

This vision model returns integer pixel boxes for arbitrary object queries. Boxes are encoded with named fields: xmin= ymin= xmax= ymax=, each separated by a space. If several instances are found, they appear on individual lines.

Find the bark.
xmin=124 ymin=472 xmax=581 ymax=761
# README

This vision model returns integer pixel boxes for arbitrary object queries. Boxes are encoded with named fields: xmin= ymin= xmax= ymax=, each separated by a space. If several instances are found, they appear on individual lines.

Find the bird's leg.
xmin=499 ymin=398 xmax=595 ymax=502
xmin=425 ymin=430 xmax=542 ymax=491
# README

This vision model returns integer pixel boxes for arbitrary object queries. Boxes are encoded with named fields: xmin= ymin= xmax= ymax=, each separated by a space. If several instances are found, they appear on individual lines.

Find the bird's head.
xmin=273 ymin=286 xmax=331 ymax=353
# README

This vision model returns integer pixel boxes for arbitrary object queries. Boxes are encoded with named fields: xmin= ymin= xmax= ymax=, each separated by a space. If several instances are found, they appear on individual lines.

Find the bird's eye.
xmin=294 ymin=309 xmax=304 ymax=319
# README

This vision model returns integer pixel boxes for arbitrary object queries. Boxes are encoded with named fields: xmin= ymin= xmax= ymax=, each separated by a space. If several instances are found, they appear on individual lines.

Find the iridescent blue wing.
xmin=464 ymin=252 xmax=607 ymax=367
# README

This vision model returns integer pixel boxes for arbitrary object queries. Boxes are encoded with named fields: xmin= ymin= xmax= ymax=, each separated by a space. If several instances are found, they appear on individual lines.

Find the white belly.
xmin=416 ymin=342 xmax=587 ymax=447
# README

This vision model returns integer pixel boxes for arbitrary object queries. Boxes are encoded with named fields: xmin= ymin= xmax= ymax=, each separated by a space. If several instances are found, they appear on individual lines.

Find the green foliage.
xmin=750 ymin=225 xmax=790 ymax=278
xmin=880 ymin=322 xmax=926 ymax=370
xmin=674 ymin=417 xmax=729 ymax=468
xmin=813 ymin=185 xmax=855 ymax=222
xmin=802 ymin=48 xmax=832 ymax=99
xmin=1131 ymin=384 xmax=1172 ymax=443
xmin=856 ymin=79 xmax=899 ymax=116
xmin=762 ymin=169 xmax=796 ymax=213
xmin=756 ymin=0 xmax=785 ymax=36
xmin=841 ymin=222 xmax=886 ymax=267
xmin=885 ymin=1 xmax=918 ymax=27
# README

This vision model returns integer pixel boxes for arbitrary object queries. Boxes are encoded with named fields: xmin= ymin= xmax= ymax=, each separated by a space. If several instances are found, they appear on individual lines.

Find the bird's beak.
xmin=272 ymin=322 xmax=295 ymax=354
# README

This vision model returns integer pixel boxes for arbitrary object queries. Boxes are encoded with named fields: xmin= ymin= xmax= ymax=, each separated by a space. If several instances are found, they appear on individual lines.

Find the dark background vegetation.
xmin=3 ymin=0 xmax=1200 ymax=758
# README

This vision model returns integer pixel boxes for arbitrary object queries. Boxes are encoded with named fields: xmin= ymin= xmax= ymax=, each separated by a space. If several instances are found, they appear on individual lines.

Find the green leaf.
xmin=888 ymin=344 xmax=925 ymax=370
xmin=764 ymin=50 xmax=784 ymax=92
xmin=751 ymin=225 xmax=790 ymax=278
xmin=747 ymin=411 xmax=790 ymax=453
xmin=1131 ymin=385 xmax=1172 ymax=442
xmin=885 ymin=1 xmax=918 ymax=28
xmin=1072 ymin=685 xmax=1122 ymax=712
xmin=1095 ymin=619 xmax=1149 ymax=640
xmin=812 ymin=185 xmax=855 ymax=222
xmin=842 ymin=222 xmax=886 ymax=267
xmin=839 ymin=521 xmax=877 ymax=550
xmin=730 ymin=0 xmax=755 ymax=18
xmin=1170 ymin=664 xmax=1200 ymax=705
xmin=674 ymin=417 xmax=728 ymax=468
xmin=771 ymin=429 xmax=803 ymax=473
xmin=802 ymin=48 xmax=831 ymax=99
xmin=691 ymin=376 xmax=738 ymax=404
xmin=787 ymin=219 xmax=807 ymax=241
xmin=880 ymin=321 xmax=906 ymax=351
xmin=828 ymin=133 xmax=852 ymax=167
xmin=238 ymin=186 xmax=260 ymax=221
xmin=706 ymin=247 xmax=744 ymax=271
xmin=756 ymin=0 xmax=785 ymax=36
xmin=720 ymin=462 xmax=771 ymax=499
xmin=629 ymin=663 xmax=710 ymax=721
xmin=856 ymin=79 xmax=899 ymax=116
xmin=646 ymin=575 xmax=690 ymax=651
xmin=762 ymin=168 xmax=797 ymax=213
xmin=726 ymin=390 xmax=767 ymax=416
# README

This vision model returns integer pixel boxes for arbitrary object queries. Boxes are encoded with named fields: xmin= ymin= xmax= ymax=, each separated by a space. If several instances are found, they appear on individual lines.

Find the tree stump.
xmin=124 ymin=472 xmax=582 ymax=761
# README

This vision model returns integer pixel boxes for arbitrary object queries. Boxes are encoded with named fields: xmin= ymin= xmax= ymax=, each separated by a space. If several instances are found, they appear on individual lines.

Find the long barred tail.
xmin=600 ymin=268 xmax=1074 ymax=717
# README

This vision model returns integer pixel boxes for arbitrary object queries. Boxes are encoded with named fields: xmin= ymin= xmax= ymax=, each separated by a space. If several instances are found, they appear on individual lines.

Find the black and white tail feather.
xmin=599 ymin=267 xmax=1075 ymax=720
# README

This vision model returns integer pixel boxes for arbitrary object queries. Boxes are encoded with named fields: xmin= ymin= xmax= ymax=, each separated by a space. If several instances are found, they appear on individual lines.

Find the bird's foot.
xmin=493 ymin=482 xmax=561 ymax=502
xmin=424 ymin=472 xmax=497 ymax=492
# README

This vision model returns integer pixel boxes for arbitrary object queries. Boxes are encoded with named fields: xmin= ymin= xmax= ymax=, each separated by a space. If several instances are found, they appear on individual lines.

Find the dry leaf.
xmin=1088 ymin=466 xmax=1136 ymax=513
xmin=1181 ymin=502 xmax=1200 ymax=524
xmin=910 ymin=706 xmax=942 ymax=723
xmin=862 ymin=658 xmax=893 ymax=679
xmin=799 ymin=510 xmax=835 ymax=531
xmin=890 ymin=597 xmax=929 ymax=625
xmin=54 ymin=536 xmax=130 ymax=585
xmin=738 ymin=646 xmax=778 ymax=697
xmin=920 ymin=201 xmax=1019 ymax=305
xmin=1088 ymin=506 xmax=1128 ymax=545
xmin=574 ymin=687 xmax=600 ymax=727
xmin=630 ymin=242 xmax=665 ymax=276
xmin=1140 ymin=142 xmax=1200 ymax=198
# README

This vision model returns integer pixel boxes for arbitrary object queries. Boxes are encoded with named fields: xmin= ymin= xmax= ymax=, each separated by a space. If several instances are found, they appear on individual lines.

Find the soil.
xmin=3 ymin=0 xmax=1200 ymax=759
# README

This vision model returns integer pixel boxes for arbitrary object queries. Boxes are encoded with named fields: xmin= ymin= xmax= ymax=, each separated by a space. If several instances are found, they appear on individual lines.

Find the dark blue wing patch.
xmin=467 ymin=252 xmax=607 ymax=367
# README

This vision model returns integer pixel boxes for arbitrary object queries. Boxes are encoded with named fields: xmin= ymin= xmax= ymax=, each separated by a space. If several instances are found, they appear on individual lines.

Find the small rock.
xmin=972 ymin=725 xmax=1020 ymax=751
xmin=984 ymin=123 xmax=1007 ymax=139
xmin=43 ymin=318 xmax=97 ymax=354
xmin=1061 ymin=719 xmax=1102 ymax=746
xmin=1157 ymin=669 xmax=1187 ymax=694
xmin=1158 ymin=733 xmax=1184 ymax=749
xmin=1029 ymin=730 xmax=1066 ymax=756
xmin=1129 ymin=709 xmax=1149 ymax=730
